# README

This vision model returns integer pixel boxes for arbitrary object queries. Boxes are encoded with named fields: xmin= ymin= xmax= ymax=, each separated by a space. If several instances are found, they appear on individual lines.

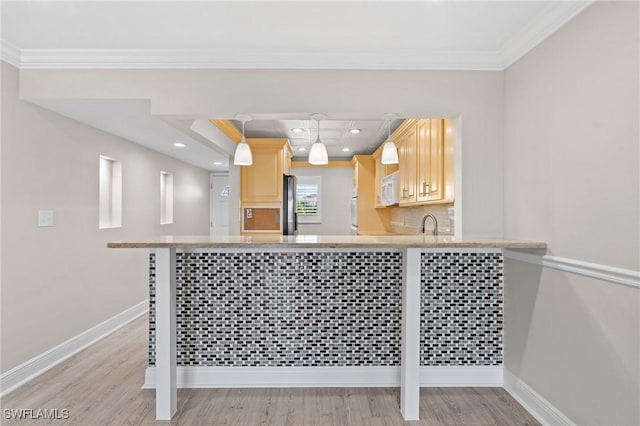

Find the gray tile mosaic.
xmin=150 ymin=252 xmax=403 ymax=366
xmin=420 ymin=252 xmax=503 ymax=366
xmin=149 ymin=250 xmax=504 ymax=368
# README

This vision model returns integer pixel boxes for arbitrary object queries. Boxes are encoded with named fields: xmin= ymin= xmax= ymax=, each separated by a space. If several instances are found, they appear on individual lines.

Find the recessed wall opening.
xmin=99 ymin=155 xmax=122 ymax=229
xmin=160 ymin=171 xmax=174 ymax=225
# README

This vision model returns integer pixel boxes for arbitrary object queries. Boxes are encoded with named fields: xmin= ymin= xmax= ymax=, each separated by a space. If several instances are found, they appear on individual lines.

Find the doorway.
xmin=210 ymin=173 xmax=230 ymax=236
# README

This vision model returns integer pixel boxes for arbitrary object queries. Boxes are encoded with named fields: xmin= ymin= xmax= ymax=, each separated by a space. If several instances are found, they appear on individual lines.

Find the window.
xmin=99 ymin=155 xmax=122 ymax=229
xmin=296 ymin=176 xmax=322 ymax=223
xmin=160 ymin=171 xmax=174 ymax=225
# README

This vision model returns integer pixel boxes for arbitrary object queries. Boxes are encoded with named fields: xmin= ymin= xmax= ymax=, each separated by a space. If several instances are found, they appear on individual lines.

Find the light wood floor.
xmin=1 ymin=317 xmax=539 ymax=425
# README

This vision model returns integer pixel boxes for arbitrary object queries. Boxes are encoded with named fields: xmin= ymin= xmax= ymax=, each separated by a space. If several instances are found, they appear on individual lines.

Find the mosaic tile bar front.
xmin=148 ymin=251 xmax=503 ymax=367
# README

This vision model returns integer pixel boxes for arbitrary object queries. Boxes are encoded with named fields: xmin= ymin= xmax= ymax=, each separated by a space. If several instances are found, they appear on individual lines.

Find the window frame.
xmin=296 ymin=176 xmax=322 ymax=224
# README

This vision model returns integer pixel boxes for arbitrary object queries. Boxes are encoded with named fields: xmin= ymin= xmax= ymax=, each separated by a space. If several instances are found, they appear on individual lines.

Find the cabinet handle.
xmin=401 ymin=188 xmax=408 ymax=199
xmin=419 ymin=182 xmax=430 ymax=196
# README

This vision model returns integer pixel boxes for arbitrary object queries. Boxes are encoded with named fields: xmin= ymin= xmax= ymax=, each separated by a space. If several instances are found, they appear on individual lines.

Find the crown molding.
xmin=500 ymin=0 xmax=594 ymax=68
xmin=1 ymin=1 xmax=594 ymax=71
xmin=3 ymin=47 xmax=504 ymax=70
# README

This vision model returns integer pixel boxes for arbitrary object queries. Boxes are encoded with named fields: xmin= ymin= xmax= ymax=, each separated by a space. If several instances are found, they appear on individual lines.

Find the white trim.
xmin=1 ymin=40 xmax=21 ymax=68
xmin=0 ymin=299 xmax=149 ymax=398
xmin=420 ymin=366 xmax=503 ymax=387
xmin=2 ymin=2 xmax=591 ymax=71
xmin=401 ymin=248 xmax=421 ymax=420
xmin=9 ymin=47 xmax=504 ymax=71
xmin=503 ymin=369 xmax=574 ymax=426
xmin=142 ymin=366 xmax=503 ymax=389
xmin=503 ymin=250 xmax=640 ymax=290
xmin=155 ymin=248 xmax=177 ymax=420
xmin=143 ymin=367 xmax=399 ymax=389
xmin=501 ymin=1 xmax=594 ymax=68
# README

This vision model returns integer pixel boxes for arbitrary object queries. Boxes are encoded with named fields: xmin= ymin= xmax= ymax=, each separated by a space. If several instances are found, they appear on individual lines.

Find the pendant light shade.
xmin=233 ymin=139 xmax=252 ymax=166
xmin=309 ymin=141 xmax=329 ymax=165
xmin=381 ymin=120 xmax=399 ymax=165
xmin=308 ymin=116 xmax=328 ymax=165
xmin=233 ymin=118 xmax=253 ymax=166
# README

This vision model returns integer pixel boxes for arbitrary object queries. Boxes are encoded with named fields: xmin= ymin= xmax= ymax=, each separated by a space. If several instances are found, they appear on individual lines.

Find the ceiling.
xmin=231 ymin=118 xmax=404 ymax=160
xmin=1 ymin=1 xmax=593 ymax=169
xmin=1 ymin=1 xmax=591 ymax=70
xmin=31 ymin=99 xmax=230 ymax=171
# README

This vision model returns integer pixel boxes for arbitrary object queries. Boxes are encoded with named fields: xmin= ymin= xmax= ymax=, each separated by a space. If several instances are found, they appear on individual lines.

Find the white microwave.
xmin=381 ymin=172 xmax=399 ymax=206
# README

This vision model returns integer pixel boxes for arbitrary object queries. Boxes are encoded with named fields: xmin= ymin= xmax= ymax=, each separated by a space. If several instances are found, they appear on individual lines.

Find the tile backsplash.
xmin=389 ymin=203 xmax=454 ymax=235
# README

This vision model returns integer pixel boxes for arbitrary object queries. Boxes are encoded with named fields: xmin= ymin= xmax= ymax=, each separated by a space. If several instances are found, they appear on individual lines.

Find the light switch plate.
xmin=38 ymin=210 xmax=54 ymax=227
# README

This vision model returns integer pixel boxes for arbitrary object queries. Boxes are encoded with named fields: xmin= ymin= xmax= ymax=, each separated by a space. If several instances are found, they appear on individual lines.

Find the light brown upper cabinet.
xmin=394 ymin=120 xmax=418 ymax=205
xmin=241 ymin=138 xmax=293 ymax=205
xmin=378 ymin=118 xmax=454 ymax=207
xmin=417 ymin=119 xmax=444 ymax=202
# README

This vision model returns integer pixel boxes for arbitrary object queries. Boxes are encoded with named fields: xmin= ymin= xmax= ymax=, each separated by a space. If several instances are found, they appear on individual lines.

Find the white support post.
xmin=155 ymin=248 xmax=177 ymax=420
xmin=400 ymin=248 xmax=421 ymax=420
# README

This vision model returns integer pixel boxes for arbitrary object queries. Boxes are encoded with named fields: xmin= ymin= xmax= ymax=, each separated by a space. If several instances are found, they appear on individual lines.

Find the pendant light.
xmin=308 ymin=114 xmax=328 ymax=165
xmin=233 ymin=115 xmax=252 ymax=166
xmin=381 ymin=119 xmax=399 ymax=165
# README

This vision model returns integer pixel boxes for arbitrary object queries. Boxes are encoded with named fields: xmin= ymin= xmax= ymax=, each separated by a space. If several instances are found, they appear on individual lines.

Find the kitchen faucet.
xmin=420 ymin=214 xmax=439 ymax=236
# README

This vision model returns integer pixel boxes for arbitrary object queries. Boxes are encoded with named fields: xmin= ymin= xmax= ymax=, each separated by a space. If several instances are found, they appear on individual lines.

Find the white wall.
xmin=503 ymin=2 xmax=639 ymax=424
xmin=291 ymin=166 xmax=352 ymax=235
xmin=19 ymin=67 xmax=505 ymax=239
xmin=1 ymin=62 xmax=211 ymax=373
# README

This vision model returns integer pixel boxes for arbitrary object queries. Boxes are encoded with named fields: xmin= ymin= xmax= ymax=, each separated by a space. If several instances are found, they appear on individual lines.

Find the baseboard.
xmin=0 ymin=299 xmax=149 ymax=397
xmin=420 ymin=366 xmax=502 ymax=387
xmin=142 ymin=365 xmax=503 ymax=389
xmin=503 ymin=369 xmax=574 ymax=426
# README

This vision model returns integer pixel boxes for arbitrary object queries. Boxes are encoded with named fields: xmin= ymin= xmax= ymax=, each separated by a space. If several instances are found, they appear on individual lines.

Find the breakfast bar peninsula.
xmin=107 ymin=235 xmax=546 ymax=421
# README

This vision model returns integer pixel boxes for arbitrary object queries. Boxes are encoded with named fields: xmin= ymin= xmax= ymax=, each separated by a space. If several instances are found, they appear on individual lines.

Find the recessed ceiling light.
xmin=342 ymin=147 xmax=351 ymax=152
xmin=349 ymin=129 xmax=361 ymax=134
xmin=213 ymin=161 xmax=223 ymax=165
xmin=291 ymin=128 xmax=305 ymax=133
xmin=298 ymin=147 xmax=307 ymax=152
xmin=173 ymin=142 xmax=186 ymax=148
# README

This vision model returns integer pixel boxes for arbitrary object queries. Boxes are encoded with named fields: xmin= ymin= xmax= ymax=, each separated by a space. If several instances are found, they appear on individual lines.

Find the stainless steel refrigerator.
xmin=283 ymin=174 xmax=298 ymax=235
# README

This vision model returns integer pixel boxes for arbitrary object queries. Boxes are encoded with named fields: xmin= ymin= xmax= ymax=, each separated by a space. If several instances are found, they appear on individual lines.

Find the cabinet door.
xmin=416 ymin=119 xmax=431 ymax=203
xmin=417 ymin=119 xmax=444 ymax=202
xmin=374 ymin=154 xmax=384 ymax=207
xmin=427 ymin=119 xmax=444 ymax=200
xmin=241 ymin=147 xmax=283 ymax=203
xmin=283 ymin=149 xmax=291 ymax=175
xmin=398 ymin=126 xmax=417 ymax=205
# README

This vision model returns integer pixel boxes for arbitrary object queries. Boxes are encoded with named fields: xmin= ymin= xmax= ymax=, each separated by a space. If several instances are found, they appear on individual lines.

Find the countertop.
xmin=107 ymin=235 xmax=546 ymax=249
